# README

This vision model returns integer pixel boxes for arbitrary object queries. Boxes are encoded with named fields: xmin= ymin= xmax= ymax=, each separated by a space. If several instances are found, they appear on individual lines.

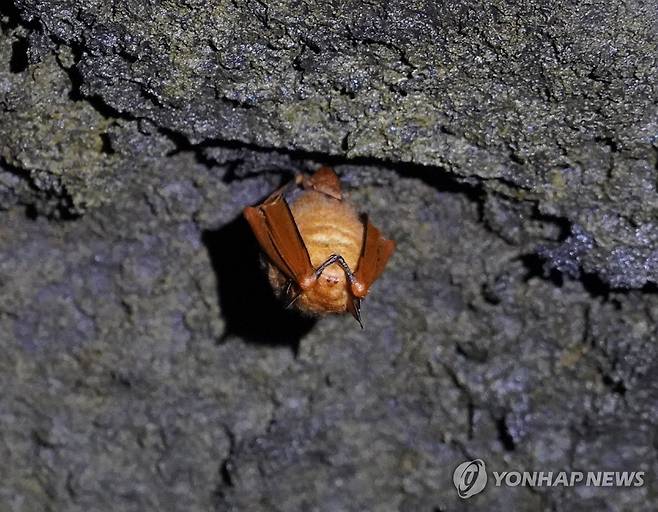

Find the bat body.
xmin=243 ymin=167 xmax=395 ymax=327
xmin=269 ymin=190 xmax=364 ymax=315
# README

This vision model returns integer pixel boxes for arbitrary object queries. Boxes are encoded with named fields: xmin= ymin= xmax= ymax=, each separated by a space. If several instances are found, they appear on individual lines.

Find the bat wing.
xmin=244 ymin=194 xmax=316 ymax=289
xmin=351 ymin=216 xmax=396 ymax=299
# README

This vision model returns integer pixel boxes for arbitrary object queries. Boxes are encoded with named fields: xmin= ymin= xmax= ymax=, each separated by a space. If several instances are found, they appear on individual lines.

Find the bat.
xmin=243 ymin=167 xmax=396 ymax=328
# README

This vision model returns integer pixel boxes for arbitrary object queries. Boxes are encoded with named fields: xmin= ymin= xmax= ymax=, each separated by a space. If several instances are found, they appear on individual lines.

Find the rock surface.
xmin=0 ymin=1 xmax=656 ymax=511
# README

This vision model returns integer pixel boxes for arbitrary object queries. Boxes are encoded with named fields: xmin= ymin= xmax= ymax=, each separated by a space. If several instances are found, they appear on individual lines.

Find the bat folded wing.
xmin=351 ymin=217 xmax=396 ymax=299
xmin=243 ymin=195 xmax=316 ymax=290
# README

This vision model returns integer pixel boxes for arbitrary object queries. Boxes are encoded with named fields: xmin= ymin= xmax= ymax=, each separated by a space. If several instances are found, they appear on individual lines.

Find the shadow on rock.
xmin=202 ymin=214 xmax=316 ymax=351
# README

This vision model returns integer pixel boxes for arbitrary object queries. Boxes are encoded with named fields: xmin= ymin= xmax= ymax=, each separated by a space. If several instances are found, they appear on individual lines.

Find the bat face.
xmin=243 ymin=167 xmax=395 ymax=327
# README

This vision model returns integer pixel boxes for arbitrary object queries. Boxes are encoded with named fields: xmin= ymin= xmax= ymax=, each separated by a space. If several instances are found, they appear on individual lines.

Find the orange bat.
xmin=243 ymin=167 xmax=395 ymax=328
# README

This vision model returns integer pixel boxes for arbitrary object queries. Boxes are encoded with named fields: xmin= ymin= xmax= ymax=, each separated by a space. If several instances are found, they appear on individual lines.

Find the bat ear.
xmin=347 ymin=297 xmax=363 ymax=329
xmin=303 ymin=166 xmax=343 ymax=200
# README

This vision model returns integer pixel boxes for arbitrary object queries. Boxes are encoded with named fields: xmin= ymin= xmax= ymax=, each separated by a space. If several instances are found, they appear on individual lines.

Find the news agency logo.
xmin=452 ymin=458 xmax=646 ymax=499
xmin=453 ymin=459 xmax=487 ymax=498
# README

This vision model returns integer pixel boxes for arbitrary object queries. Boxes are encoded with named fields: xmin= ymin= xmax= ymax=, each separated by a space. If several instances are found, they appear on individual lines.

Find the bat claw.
xmin=349 ymin=298 xmax=363 ymax=329
xmin=284 ymin=293 xmax=301 ymax=309
xmin=283 ymin=280 xmax=301 ymax=309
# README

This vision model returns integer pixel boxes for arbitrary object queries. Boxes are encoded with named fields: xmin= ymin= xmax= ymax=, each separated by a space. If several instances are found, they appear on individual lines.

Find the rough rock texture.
xmin=0 ymin=1 xmax=657 ymax=511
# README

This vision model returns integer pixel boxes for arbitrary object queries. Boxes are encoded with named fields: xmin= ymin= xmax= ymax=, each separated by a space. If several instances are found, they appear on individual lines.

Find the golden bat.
xmin=243 ymin=167 xmax=395 ymax=327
